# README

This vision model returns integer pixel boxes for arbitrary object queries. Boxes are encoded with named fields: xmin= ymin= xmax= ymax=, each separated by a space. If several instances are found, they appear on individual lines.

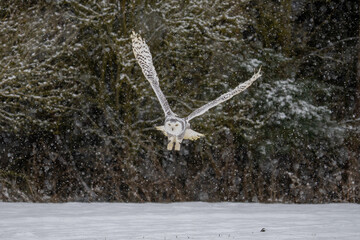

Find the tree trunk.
xmin=356 ymin=22 xmax=360 ymax=118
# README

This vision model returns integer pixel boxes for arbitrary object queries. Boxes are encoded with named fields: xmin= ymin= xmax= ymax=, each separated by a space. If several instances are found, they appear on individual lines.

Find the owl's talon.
xmin=167 ymin=141 xmax=174 ymax=150
xmin=174 ymin=142 xmax=181 ymax=151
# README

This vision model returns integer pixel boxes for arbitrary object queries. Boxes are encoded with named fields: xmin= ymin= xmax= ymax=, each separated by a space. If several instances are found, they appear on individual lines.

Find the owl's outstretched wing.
xmin=185 ymin=68 xmax=262 ymax=121
xmin=131 ymin=32 xmax=174 ymax=117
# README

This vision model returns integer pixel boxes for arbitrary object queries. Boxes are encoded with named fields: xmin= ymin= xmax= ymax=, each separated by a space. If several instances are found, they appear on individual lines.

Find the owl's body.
xmin=131 ymin=32 xmax=262 ymax=151
xmin=156 ymin=116 xmax=204 ymax=150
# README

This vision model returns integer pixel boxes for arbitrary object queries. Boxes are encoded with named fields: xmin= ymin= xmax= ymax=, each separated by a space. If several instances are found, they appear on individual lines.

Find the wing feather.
xmin=183 ymin=129 xmax=204 ymax=141
xmin=131 ymin=32 xmax=174 ymax=116
xmin=185 ymin=68 xmax=262 ymax=121
xmin=155 ymin=126 xmax=168 ymax=136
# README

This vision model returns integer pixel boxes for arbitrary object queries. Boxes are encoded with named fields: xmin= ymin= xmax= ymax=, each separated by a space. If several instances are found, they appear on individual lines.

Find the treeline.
xmin=0 ymin=0 xmax=359 ymax=203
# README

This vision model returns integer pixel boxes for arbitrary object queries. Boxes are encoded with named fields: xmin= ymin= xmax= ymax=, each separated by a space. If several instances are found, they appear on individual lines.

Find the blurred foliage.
xmin=0 ymin=0 xmax=359 ymax=203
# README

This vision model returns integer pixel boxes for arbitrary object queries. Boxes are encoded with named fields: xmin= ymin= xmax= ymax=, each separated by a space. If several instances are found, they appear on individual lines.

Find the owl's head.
xmin=164 ymin=116 xmax=186 ymax=136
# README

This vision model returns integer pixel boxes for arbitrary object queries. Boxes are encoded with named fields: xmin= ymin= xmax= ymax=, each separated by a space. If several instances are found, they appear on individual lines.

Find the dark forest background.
xmin=0 ymin=0 xmax=359 ymax=203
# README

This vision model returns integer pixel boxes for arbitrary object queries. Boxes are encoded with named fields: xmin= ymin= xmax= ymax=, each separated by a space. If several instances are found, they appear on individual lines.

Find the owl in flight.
xmin=131 ymin=32 xmax=262 ymax=151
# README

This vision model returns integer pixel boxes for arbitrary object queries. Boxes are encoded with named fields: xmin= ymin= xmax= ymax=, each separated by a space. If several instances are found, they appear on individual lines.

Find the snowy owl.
xmin=131 ymin=32 xmax=262 ymax=151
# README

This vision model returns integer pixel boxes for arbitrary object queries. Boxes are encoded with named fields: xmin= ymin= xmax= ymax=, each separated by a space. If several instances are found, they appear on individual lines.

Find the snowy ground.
xmin=0 ymin=202 xmax=359 ymax=240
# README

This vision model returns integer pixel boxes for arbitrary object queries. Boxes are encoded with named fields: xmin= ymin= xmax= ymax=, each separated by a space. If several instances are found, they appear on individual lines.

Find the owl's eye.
xmin=168 ymin=123 xmax=171 ymax=126
xmin=175 ymin=123 xmax=179 ymax=127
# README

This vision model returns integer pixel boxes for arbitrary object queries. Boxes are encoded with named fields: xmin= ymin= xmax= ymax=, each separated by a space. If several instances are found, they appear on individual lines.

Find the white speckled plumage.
xmin=131 ymin=32 xmax=262 ymax=151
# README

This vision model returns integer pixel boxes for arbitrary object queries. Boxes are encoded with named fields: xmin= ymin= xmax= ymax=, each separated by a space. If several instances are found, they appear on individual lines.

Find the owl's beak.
xmin=171 ymin=127 xmax=174 ymax=131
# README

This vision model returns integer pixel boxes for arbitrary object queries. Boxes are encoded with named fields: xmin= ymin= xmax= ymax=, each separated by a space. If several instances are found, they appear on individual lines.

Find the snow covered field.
xmin=0 ymin=202 xmax=359 ymax=240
